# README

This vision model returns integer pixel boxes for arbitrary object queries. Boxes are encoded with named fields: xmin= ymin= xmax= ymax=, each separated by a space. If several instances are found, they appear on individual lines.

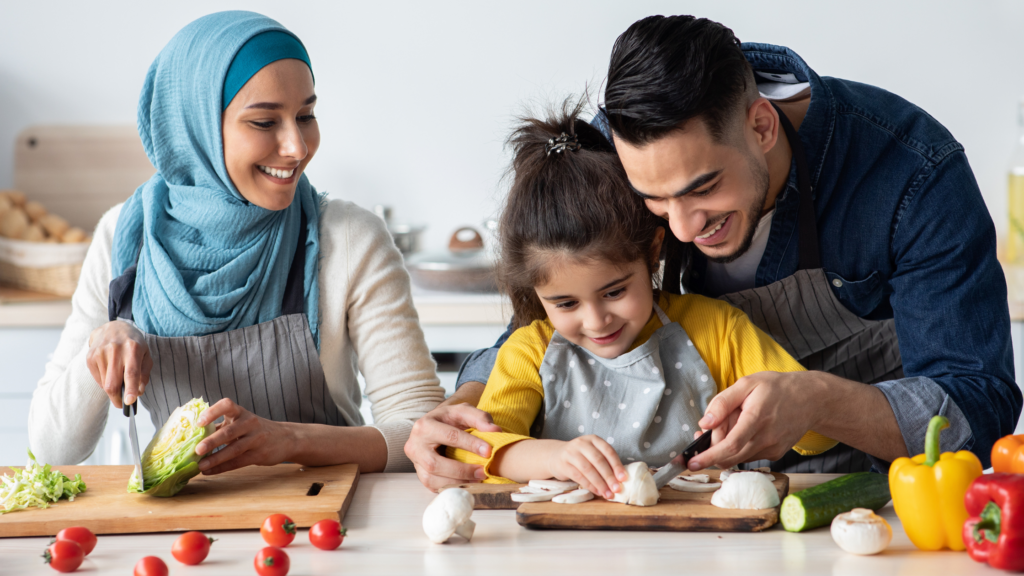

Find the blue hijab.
xmin=111 ymin=11 xmax=322 ymax=346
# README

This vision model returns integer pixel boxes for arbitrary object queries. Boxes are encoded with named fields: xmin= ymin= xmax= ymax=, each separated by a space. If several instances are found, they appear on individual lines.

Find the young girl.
xmin=451 ymin=102 xmax=835 ymax=500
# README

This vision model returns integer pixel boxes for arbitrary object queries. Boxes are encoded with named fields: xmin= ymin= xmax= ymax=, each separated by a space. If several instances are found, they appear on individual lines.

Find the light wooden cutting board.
xmin=515 ymin=470 xmax=789 ymax=532
xmin=0 ymin=463 xmax=358 ymax=537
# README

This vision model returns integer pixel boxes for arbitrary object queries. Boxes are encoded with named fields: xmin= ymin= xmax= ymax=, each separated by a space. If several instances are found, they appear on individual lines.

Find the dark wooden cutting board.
xmin=516 ymin=470 xmax=789 ymax=532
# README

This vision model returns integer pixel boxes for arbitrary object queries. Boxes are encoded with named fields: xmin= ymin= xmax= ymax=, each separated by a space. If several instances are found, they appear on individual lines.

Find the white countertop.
xmin=0 ymin=473 xmax=990 ymax=575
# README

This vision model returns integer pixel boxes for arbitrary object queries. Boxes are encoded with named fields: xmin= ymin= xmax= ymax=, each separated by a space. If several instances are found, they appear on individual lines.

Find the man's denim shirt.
xmin=457 ymin=43 xmax=1021 ymax=469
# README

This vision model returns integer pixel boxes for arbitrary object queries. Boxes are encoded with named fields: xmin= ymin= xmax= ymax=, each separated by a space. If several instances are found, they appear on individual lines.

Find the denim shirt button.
xmin=832 ymin=278 xmax=843 ymax=288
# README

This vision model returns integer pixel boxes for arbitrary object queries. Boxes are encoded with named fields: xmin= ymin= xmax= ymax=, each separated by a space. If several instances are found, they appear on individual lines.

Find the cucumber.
xmin=779 ymin=472 xmax=891 ymax=532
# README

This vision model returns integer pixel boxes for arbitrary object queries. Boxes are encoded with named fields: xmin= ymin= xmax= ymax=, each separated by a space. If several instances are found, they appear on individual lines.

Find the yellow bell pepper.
xmin=889 ymin=415 xmax=983 ymax=551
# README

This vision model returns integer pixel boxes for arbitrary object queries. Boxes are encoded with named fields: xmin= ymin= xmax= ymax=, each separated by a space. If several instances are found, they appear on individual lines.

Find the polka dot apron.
xmin=530 ymin=303 xmax=717 ymax=467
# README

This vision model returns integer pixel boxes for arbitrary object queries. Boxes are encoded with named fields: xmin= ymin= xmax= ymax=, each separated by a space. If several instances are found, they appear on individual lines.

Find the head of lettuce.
xmin=128 ymin=398 xmax=217 ymax=497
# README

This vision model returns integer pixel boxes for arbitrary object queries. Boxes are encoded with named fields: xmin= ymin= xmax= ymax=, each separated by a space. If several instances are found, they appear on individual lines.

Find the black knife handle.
xmin=121 ymin=383 xmax=136 ymax=416
xmin=682 ymin=430 xmax=713 ymax=464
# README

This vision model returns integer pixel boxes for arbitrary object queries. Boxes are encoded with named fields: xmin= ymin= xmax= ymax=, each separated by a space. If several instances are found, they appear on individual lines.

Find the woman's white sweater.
xmin=27 ymin=199 xmax=445 ymax=472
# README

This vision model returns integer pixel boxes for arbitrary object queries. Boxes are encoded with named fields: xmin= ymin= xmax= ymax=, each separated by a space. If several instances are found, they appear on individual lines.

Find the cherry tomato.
xmin=254 ymin=546 xmax=290 ymax=576
xmin=42 ymin=539 xmax=84 ymax=573
xmin=55 ymin=527 xmax=97 ymax=556
xmin=260 ymin=513 xmax=297 ymax=547
xmin=172 ymin=531 xmax=215 ymax=565
xmin=309 ymin=519 xmax=347 ymax=550
xmin=133 ymin=556 xmax=168 ymax=576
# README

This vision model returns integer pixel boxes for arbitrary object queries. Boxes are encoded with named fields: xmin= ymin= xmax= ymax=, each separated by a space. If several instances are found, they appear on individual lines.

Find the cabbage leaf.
xmin=1 ymin=449 xmax=86 ymax=514
xmin=128 ymin=397 xmax=216 ymax=497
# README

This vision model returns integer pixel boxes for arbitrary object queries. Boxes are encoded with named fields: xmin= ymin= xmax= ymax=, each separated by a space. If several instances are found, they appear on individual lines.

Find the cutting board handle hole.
xmin=306 ymin=482 xmax=324 ymax=496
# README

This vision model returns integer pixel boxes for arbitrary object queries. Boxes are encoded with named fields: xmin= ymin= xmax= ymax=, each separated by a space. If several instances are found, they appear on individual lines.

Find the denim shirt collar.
xmin=741 ymin=43 xmax=836 ymax=197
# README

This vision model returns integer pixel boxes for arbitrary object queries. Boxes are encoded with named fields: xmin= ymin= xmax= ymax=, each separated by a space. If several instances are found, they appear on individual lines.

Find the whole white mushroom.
xmin=830 ymin=508 xmax=892 ymax=555
xmin=611 ymin=461 xmax=660 ymax=507
xmin=423 ymin=488 xmax=476 ymax=544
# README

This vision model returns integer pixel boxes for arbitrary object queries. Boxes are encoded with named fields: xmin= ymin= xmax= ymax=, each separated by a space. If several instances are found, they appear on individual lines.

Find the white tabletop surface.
xmin=0 ymin=472 xmax=994 ymax=575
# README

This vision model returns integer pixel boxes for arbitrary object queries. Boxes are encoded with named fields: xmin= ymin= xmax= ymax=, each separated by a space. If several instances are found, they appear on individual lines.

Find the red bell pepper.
xmin=963 ymin=474 xmax=1024 ymax=572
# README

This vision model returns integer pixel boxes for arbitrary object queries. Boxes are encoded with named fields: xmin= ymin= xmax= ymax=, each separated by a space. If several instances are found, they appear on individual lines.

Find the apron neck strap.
xmin=279 ymin=210 xmax=308 ymax=316
xmin=771 ymin=102 xmax=821 ymax=271
xmin=653 ymin=301 xmax=671 ymax=326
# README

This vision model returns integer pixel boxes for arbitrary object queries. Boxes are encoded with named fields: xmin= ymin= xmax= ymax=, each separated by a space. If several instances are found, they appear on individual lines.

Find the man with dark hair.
xmin=405 ymin=15 xmax=1020 ymax=487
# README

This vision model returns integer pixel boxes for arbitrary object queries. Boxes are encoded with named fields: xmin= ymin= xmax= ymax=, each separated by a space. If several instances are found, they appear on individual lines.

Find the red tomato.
xmin=309 ymin=519 xmax=347 ymax=550
xmin=133 ymin=556 xmax=168 ymax=576
xmin=254 ymin=546 xmax=290 ymax=576
xmin=172 ymin=531 xmax=215 ymax=565
xmin=55 ymin=527 xmax=97 ymax=556
xmin=260 ymin=513 xmax=297 ymax=547
xmin=42 ymin=539 xmax=84 ymax=573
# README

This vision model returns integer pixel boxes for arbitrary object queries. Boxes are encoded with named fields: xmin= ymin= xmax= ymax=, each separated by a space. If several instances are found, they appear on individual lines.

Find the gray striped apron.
xmin=107 ymin=213 xmax=346 ymax=429
xmin=530 ymin=304 xmax=718 ymax=467
xmin=721 ymin=105 xmax=901 ymax=473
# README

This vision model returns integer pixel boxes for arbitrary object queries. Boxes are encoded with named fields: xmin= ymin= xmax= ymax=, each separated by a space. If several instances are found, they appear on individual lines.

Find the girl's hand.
xmin=193 ymin=399 xmax=295 ymax=475
xmin=86 ymin=320 xmax=153 ymax=408
xmin=547 ymin=435 xmax=627 ymax=499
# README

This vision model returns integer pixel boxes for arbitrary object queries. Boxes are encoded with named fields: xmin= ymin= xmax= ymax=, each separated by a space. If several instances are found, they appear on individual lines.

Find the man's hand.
xmin=688 ymin=371 xmax=908 ymax=470
xmin=688 ymin=371 xmax=815 ymax=470
xmin=405 ymin=382 xmax=503 ymax=491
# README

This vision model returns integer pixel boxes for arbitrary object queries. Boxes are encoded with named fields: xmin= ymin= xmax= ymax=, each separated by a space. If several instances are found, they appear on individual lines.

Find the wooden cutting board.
xmin=0 ymin=463 xmax=358 ymax=537
xmin=441 ymin=482 xmax=526 ymax=510
xmin=516 ymin=470 xmax=789 ymax=532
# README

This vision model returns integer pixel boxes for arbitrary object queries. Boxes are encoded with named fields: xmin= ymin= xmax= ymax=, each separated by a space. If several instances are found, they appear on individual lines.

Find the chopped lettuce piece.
xmin=0 ymin=449 xmax=86 ymax=514
xmin=128 ymin=397 xmax=216 ymax=497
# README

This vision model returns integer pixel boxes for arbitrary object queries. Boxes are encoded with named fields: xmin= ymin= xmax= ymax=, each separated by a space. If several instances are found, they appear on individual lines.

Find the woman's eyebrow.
xmin=244 ymin=94 xmax=317 ymax=110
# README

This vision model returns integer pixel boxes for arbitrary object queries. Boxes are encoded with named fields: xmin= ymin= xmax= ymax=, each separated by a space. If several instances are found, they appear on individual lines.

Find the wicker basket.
xmin=0 ymin=236 xmax=88 ymax=297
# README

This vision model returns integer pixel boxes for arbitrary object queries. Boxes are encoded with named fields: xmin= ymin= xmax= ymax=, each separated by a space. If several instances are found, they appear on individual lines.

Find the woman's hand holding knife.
xmin=86 ymin=320 xmax=152 ymax=408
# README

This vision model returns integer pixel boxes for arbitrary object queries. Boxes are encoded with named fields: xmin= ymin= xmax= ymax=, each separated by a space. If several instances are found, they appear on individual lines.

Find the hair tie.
xmin=545 ymin=132 xmax=581 ymax=156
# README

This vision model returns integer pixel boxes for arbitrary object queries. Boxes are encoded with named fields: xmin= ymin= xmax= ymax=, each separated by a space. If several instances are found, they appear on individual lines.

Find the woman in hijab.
xmin=27 ymin=11 xmax=445 ymax=474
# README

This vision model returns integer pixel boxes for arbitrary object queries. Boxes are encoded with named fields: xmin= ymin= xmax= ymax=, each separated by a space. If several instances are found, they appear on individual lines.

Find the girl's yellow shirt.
xmin=449 ymin=292 xmax=837 ymax=483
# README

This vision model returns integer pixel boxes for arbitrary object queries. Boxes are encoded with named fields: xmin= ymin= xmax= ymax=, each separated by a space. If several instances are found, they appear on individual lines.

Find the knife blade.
xmin=122 ymin=384 xmax=144 ymax=491
xmin=651 ymin=431 xmax=713 ymax=489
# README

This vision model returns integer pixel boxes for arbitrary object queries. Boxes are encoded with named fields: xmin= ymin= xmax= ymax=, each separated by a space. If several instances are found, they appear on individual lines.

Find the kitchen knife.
xmin=651 ymin=431 xmax=713 ymax=490
xmin=122 ymin=384 xmax=144 ymax=491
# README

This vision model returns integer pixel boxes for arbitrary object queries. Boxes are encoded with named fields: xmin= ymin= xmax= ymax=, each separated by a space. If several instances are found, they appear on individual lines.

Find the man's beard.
xmin=704 ymin=156 xmax=771 ymax=265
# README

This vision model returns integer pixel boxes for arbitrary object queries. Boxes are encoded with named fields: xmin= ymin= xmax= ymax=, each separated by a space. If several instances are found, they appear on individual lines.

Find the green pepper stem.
xmin=924 ymin=415 xmax=949 ymax=467
xmin=973 ymin=501 xmax=1002 ymax=544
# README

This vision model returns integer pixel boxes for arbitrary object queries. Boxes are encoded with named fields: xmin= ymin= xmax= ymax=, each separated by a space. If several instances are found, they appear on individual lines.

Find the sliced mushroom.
xmin=552 ymin=489 xmax=594 ymax=504
xmin=423 ymin=488 xmax=476 ymax=544
xmin=528 ymin=479 xmax=579 ymax=492
xmin=668 ymin=476 xmax=722 ymax=493
xmin=511 ymin=491 xmax=558 ymax=503
xmin=518 ymin=485 xmax=567 ymax=495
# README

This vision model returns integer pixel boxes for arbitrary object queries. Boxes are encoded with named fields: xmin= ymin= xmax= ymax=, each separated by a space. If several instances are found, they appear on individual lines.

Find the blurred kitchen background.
xmin=2 ymin=0 xmax=1024 ymax=466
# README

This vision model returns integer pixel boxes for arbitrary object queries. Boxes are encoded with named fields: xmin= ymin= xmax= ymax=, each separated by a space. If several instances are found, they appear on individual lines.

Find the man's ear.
xmin=748 ymin=97 xmax=780 ymax=155
xmin=649 ymin=226 xmax=666 ymax=271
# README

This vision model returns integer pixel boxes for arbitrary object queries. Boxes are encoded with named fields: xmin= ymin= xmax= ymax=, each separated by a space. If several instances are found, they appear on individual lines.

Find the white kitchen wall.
xmin=0 ymin=1 xmax=1020 ymax=250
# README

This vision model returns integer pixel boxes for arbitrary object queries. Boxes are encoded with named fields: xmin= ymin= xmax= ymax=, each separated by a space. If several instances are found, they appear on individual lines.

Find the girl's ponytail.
xmin=499 ymin=98 xmax=663 ymax=328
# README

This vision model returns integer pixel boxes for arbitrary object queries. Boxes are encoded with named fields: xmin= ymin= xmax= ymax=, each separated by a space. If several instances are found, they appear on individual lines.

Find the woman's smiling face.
xmin=222 ymin=58 xmax=319 ymax=211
